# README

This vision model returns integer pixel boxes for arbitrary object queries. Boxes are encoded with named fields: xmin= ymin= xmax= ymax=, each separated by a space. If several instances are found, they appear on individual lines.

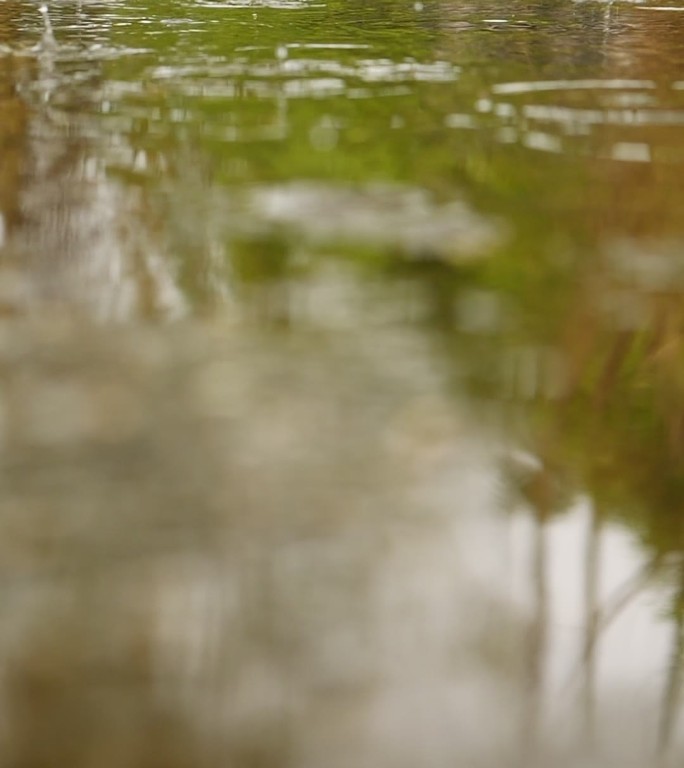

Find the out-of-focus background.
xmin=1 ymin=1 xmax=684 ymax=765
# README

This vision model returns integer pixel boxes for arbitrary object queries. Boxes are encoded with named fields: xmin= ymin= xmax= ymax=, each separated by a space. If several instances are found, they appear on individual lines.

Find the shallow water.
xmin=1 ymin=1 xmax=684 ymax=766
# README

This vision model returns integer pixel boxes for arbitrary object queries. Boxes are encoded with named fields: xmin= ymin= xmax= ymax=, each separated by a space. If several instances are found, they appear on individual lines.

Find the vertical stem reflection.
xmin=521 ymin=485 xmax=550 ymax=767
xmin=659 ymin=558 xmax=684 ymax=763
xmin=582 ymin=501 xmax=602 ymax=747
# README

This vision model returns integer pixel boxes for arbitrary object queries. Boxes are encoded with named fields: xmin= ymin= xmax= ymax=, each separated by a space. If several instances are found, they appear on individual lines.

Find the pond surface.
xmin=1 ymin=1 xmax=684 ymax=766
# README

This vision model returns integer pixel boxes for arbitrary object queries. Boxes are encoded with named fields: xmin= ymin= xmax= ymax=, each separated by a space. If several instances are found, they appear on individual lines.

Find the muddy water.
xmin=1 ymin=1 xmax=684 ymax=766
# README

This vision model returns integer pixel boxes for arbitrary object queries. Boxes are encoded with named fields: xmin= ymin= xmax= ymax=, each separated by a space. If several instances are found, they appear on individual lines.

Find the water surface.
xmin=1 ymin=1 xmax=684 ymax=766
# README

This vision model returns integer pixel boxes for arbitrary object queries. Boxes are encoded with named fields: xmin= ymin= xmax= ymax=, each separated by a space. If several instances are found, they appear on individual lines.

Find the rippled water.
xmin=1 ymin=1 xmax=684 ymax=766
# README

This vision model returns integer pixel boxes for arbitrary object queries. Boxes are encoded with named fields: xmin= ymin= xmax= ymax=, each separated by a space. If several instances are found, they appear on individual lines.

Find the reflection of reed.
xmin=544 ymin=285 xmax=684 ymax=763
xmin=519 ymin=468 xmax=552 ymax=766
xmin=578 ymin=556 xmax=661 ymax=667
xmin=526 ymin=508 xmax=547 ymax=757
xmin=582 ymin=502 xmax=602 ymax=747
xmin=659 ymin=559 xmax=684 ymax=763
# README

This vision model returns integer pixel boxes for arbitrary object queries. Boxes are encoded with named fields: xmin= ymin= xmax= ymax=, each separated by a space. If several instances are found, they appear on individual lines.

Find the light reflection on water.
xmin=1 ymin=0 xmax=684 ymax=765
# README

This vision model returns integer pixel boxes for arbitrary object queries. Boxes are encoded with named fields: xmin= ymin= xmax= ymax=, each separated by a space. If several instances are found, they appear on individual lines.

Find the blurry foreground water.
xmin=1 ymin=316 xmax=678 ymax=768
xmin=1 ymin=1 xmax=684 ymax=766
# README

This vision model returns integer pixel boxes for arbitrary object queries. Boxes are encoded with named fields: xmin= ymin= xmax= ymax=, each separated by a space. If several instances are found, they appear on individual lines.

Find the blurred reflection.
xmin=0 ymin=5 xmax=29 ymax=254
xmin=0 ymin=317 xmax=677 ymax=766
xmin=0 ymin=2 xmax=184 ymax=319
xmin=2 ymin=1 xmax=684 ymax=766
